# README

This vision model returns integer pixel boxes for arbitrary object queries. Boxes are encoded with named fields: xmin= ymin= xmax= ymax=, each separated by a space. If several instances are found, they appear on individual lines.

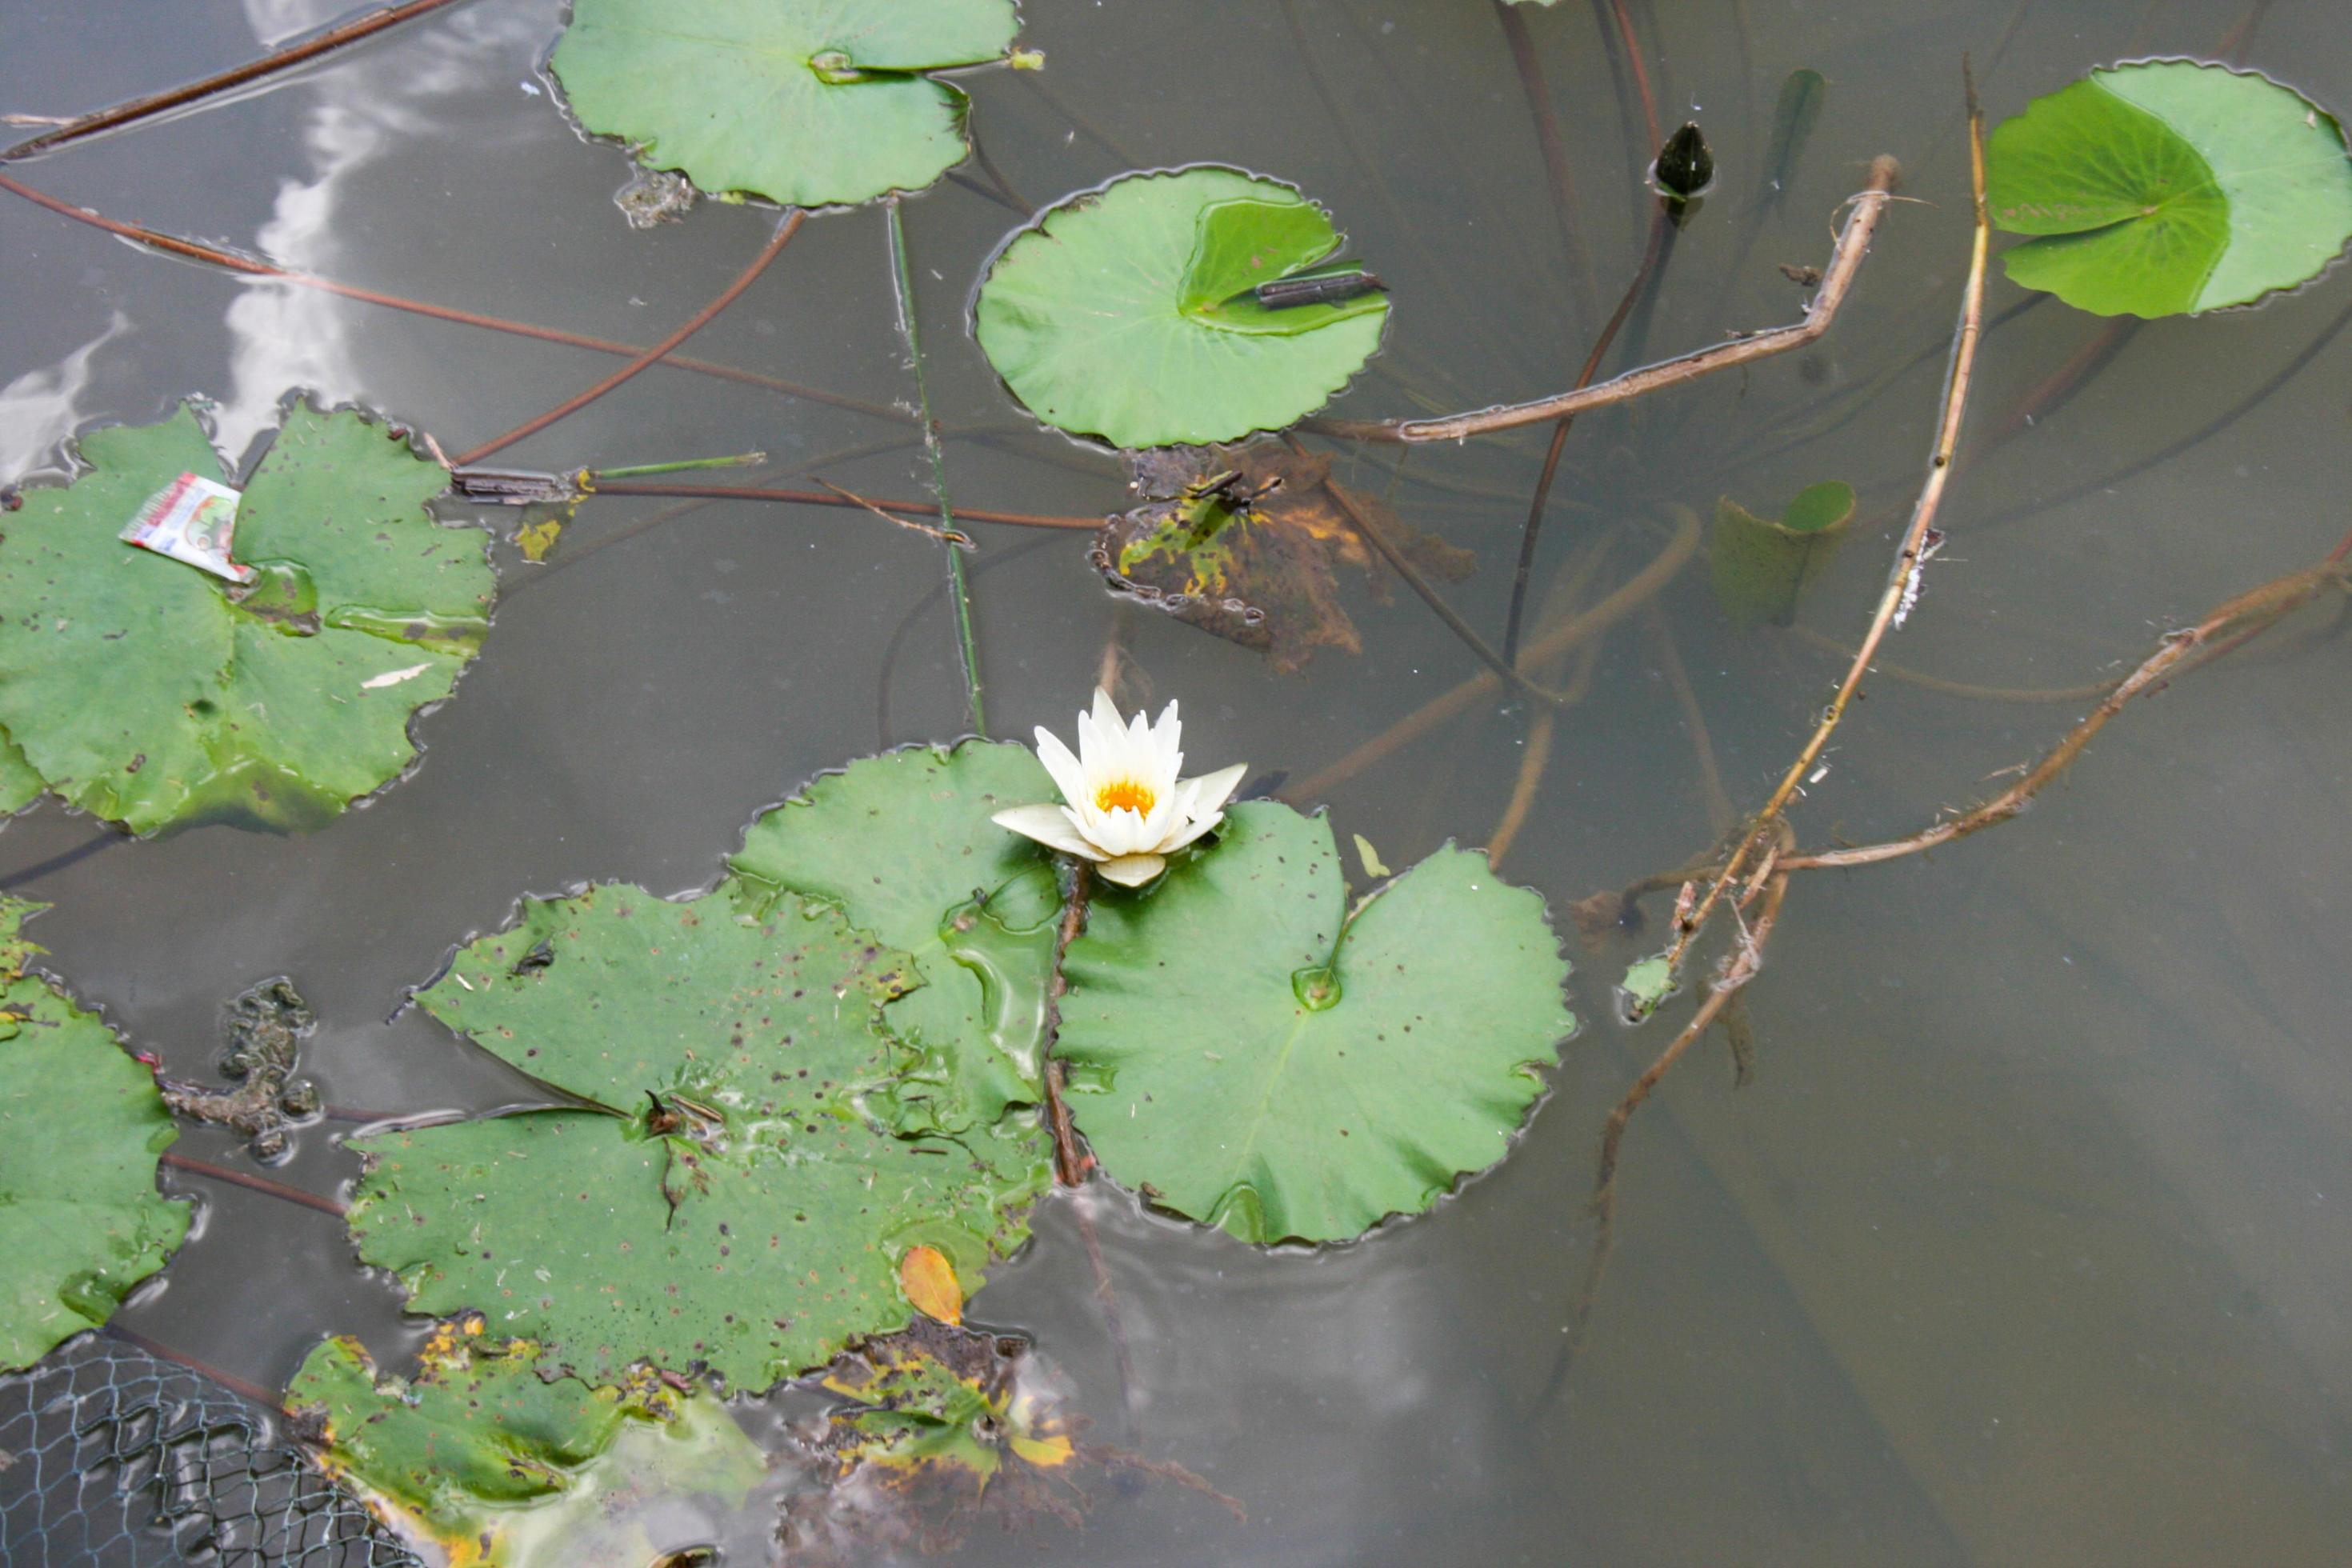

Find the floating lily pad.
xmin=348 ymin=882 xmax=1047 ymax=1391
xmin=290 ymin=1324 xmax=763 ymax=1568
xmin=1098 ymin=442 xmax=1473 ymax=671
xmin=0 ymin=898 xmax=189 ymax=1370
xmin=731 ymin=741 xmax=1058 ymax=1141
xmin=975 ymin=168 xmax=1390 ymax=449
xmin=1057 ymin=802 xmax=1574 ymax=1243
xmin=1987 ymin=62 xmax=2352 ymax=316
xmin=1710 ymin=479 xmax=1854 ymax=627
xmin=0 ymin=401 xmax=491 ymax=834
xmin=0 ymin=734 xmax=35 ymax=817
xmin=550 ymin=0 xmax=1023 ymax=208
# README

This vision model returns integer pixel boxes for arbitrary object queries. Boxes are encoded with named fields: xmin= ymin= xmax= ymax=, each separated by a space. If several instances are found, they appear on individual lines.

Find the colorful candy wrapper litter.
xmin=119 ymin=472 xmax=255 ymax=584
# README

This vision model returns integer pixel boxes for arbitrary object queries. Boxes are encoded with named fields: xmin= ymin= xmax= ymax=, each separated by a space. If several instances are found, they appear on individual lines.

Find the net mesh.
xmin=0 ymin=1333 xmax=422 ymax=1567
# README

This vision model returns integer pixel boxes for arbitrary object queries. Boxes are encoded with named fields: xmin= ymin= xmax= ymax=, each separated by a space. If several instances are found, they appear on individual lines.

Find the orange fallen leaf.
xmin=898 ymin=1245 xmax=962 ymax=1325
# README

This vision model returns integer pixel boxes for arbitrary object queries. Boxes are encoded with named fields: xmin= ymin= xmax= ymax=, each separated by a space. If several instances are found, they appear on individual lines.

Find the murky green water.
xmin=5 ymin=0 xmax=2352 ymax=1562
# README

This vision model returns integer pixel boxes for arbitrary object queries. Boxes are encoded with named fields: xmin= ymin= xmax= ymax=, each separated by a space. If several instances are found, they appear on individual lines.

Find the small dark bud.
xmin=1653 ymin=122 xmax=1716 ymax=199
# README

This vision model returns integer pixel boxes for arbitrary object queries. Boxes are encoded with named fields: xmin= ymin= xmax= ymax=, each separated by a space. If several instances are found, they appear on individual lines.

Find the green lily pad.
xmin=1987 ymin=62 xmax=2352 ymax=317
xmin=974 ymin=168 xmax=1391 ymax=449
xmin=290 ymin=1326 xmax=763 ymax=1567
xmin=1710 ymin=480 xmax=1855 ymax=627
xmin=1056 ymin=802 xmax=1574 ymax=1243
xmin=550 ymin=0 xmax=1023 ymax=208
xmin=1618 ymin=955 xmax=1676 ymax=1023
xmin=0 ymin=732 xmax=36 ymax=817
xmin=0 ymin=897 xmax=190 ymax=1370
xmin=730 ymin=741 xmax=1058 ymax=1141
xmin=347 ymin=882 xmax=1048 ymax=1391
xmin=0 ymin=401 xmax=492 ymax=834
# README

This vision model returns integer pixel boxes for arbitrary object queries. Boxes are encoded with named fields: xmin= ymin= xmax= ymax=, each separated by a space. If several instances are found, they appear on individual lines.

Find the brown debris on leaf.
xmin=1096 ymin=441 xmax=1474 ymax=672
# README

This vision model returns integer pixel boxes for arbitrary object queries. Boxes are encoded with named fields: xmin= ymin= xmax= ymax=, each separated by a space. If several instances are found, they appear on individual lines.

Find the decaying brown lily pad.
xmin=782 ymin=1318 xmax=1238 ymax=1561
xmin=1096 ymin=442 xmax=1474 ymax=671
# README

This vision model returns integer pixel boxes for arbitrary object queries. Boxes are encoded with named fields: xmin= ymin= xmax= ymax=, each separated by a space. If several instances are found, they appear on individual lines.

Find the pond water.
xmin=5 ymin=0 xmax=2352 ymax=1562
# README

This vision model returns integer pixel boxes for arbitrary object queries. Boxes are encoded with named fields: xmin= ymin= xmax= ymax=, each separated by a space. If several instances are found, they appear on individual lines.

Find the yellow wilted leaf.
xmin=516 ymin=518 xmax=563 ymax=562
xmin=1009 ymin=1433 xmax=1074 ymax=1468
xmin=899 ymin=1245 xmax=962 ymax=1325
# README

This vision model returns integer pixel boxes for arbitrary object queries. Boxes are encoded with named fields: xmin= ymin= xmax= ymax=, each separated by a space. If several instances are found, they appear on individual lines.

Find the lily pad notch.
xmin=0 ymin=396 xmax=494 ymax=834
xmin=1987 ymin=60 xmax=2352 ymax=316
xmin=548 ymin=0 xmax=1032 ymax=209
xmin=974 ymin=166 xmax=1392 ymax=449
xmin=1054 ymin=801 xmax=1574 ymax=1244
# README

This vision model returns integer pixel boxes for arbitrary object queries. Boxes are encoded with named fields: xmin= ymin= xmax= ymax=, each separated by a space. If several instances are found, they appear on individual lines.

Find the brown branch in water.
xmin=0 ymin=172 xmax=903 ymax=422
xmin=585 ymin=479 xmax=1099 ymax=531
xmin=1782 ymin=551 xmax=2352 ymax=873
xmin=1040 ymin=862 xmax=1094 ymax=1188
xmin=456 ymin=211 xmax=804 ymax=465
xmin=1312 ymin=156 xmax=1901 ymax=445
xmin=1286 ymin=504 xmax=1701 ymax=802
xmin=158 ymin=1149 xmax=346 ymax=1218
xmin=2 ymin=0 xmax=471 ymax=161
xmin=1493 ymin=0 xmax=1599 ymax=329
xmin=1656 ymin=94 xmax=1986 ymax=979
xmin=1557 ymin=839 xmax=1791 ymax=1376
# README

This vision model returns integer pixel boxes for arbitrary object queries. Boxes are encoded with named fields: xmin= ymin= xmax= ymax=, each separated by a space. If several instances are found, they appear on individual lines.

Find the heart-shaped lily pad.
xmin=291 ymin=1326 xmax=763 ymax=1568
xmin=1056 ymin=802 xmax=1574 ymax=1243
xmin=0 ymin=898 xmax=190 ymax=1370
xmin=1987 ymin=62 xmax=2352 ymax=316
xmin=974 ymin=168 xmax=1390 ymax=449
xmin=0 ymin=401 xmax=492 ymax=834
xmin=550 ymin=0 xmax=1024 ymax=208
xmin=348 ymin=882 xmax=1048 ymax=1391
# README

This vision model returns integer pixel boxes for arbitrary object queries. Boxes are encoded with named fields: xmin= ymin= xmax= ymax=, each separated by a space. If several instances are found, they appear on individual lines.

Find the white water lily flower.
xmin=993 ymin=688 xmax=1248 ymax=888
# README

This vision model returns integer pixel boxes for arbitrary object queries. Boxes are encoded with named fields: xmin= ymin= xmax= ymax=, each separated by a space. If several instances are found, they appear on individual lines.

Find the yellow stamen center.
xmin=1094 ymin=778 xmax=1156 ymax=816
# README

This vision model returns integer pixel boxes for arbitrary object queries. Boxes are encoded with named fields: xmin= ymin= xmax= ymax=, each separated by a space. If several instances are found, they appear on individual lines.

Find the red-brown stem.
xmin=1603 ymin=0 xmax=1662 ymax=152
xmin=158 ymin=1149 xmax=346 ymax=1217
xmin=0 ymin=172 xmax=902 ymax=422
xmin=1041 ymin=862 xmax=1094 ymax=1187
xmin=106 ymin=1326 xmax=284 ymax=1408
xmin=1494 ymin=0 xmax=1600 ymax=329
xmin=456 ymin=211 xmax=805 ymax=465
xmin=3 ymin=0 xmax=470 ymax=161
xmin=586 ymin=479 xmax=1099 ymax=531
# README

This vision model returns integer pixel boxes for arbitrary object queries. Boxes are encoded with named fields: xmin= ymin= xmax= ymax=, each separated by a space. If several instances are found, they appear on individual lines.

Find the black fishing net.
xmin=0 ymin=1333 xmax=422 ymax=1567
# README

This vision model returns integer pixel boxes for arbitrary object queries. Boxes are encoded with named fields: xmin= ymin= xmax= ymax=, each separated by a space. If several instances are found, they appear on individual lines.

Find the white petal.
xmin=1094 ymin=806 xmax=1151 ymax=857
xmin=1182 ymin=762 xmax=1249 ymax=818
xmin=1088 ymin=686 xmax=1122 ymax=742
xmin=1096 ymin=853 xmax=1166 ymax=887
xmin=1158 ymin=808 xmax=1225 ymax=854
xmin=1151 ymin=698 xmax=1182 ymax=763
xmin=1034 ymin=727 xmax=1086 ymax=806
xmin=992 ymin=804 xmax=1107 ymax=861
xmin=1138 ymin=785 xmax=1181 ymax=848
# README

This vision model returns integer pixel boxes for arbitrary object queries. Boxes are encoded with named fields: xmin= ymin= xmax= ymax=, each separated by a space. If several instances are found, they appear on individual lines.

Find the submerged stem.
xmin=887 ymin=198 xmax=986 ymax=736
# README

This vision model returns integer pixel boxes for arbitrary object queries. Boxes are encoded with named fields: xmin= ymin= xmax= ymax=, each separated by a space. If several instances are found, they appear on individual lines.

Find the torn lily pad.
xmin=975 ymin=168 xmax=1390 ymax=448
xmin=347 ymin=882 xmax=1048 ymax=1391
xmin=550 ymin=0 xmax=1024 ymax=207
xmin=290 ymin=1324 xmax=763 ymax=1568
xmin=1988 ymin=62 xmax=2352 ymax=316
xmin=1709 ymin=479 xmax=1854 ymax=628
xmin=0 ymin=401 xmax=492 ymax=834
xmin=1058 ymin=802 xmax=1574 ymax=1243
xmin=0 ymin=897 xmax=190 ymax=1370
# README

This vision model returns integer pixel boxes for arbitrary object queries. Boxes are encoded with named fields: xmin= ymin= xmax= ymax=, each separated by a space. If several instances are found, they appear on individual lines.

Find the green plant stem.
xmin=588 ymin=452 xmax=766 ymax=480
xmin=2 ymin=0 xmax=474 ymax=161
xmin=886 ymin=198 xmax=985 ymax=736
xmin=585 ymin=480 xmax=1096 ymax=531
